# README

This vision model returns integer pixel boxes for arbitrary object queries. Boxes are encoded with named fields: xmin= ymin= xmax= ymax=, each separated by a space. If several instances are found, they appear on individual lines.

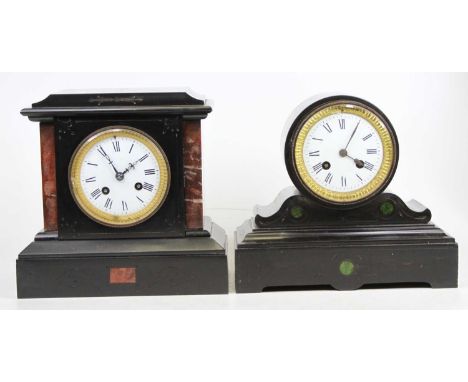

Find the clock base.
xmin=16 ymin=218 xmax=228 ymax=299
xmin=235 ymin=188 xmax=458 ymax=293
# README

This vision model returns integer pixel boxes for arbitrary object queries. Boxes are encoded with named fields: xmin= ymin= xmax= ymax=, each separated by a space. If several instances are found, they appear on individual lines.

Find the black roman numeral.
xmin=367 ymin=149 xmax=377 ymax=154
xmin=122 ymin=201 xmax=128 ymax=211
xmin=143 ymin=182 xmax=154 ymax=192
xmin=312 ymin=137 xmax=323 ymax=141
xmin=91 ymin=189 xmax=102 ymax=200
xmin=364 ymin=161 xmax=374 ymax=171
xmin=312 ymin=162 xmax=323 ymax=174
xmin=139 ymin=153 xmax=149 ymax=162
xmin=362 ymin=133 xmax=372 ymax=141
xmin=323 ymin=123 xmax=332 ymax=133
xmin=129 ymin=143 xmax=134 ymax=154
xmin=325 ymin=173 xmax=333 ymax=184
xmin=356 ymin=174 xmax=363 ymax=182
xmin=112 ymin=140 xmax=120 ymax=152
xmin=339 ymin=119 xmax=345 ymax=129
xmin=136 ymin=196 xmax=144 ymax=203
xmin=144 ymin=169 xmax=156 ymax=175
xmin=85 ymin=177 xmax=96 ymax=183
xmin=104 ymin=198 xmax=113 ymax=209
xmin=341 ymin=176 xmax=347 ymax=187
xmin=309 ymin=150 xmax=320 ymax=157
xmin=97 ymin=145 xmax=107 ymax=157
xmin=86 ymin=162 xmax=98 ymax=166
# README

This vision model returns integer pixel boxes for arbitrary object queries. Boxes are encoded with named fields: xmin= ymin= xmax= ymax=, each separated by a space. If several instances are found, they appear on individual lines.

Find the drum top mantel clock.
xmin=235 ymin=95 xmax=458 ymax=293
xmin=16 ymin=90 xmax=228 ymax=298
xmin=284 ymin=95 xmax=399 ymax=208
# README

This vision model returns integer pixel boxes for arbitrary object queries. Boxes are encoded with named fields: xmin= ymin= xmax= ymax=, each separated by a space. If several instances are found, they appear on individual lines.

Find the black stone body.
xmin=235 ymin=188 xmax=458 ymax=292
xmin=21 ymin=92 xmax=211 ymax=240
xmin=17 ymin=218 xmax=228 ymax=298
xmin=17 ymin=92 xmax=229 ymax=298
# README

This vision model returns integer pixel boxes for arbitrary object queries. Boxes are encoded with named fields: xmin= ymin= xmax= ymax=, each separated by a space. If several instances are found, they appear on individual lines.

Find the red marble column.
xmin=183 ymin=120 xmax=204 ymax=230
xmin=40 ymin=123 xmax=58 ymax=231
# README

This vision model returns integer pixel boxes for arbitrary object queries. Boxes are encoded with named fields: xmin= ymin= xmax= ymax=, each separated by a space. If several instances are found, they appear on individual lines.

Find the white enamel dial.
xmin=291 ymin=99 xmax=398 ymax=205
xmin=69 ymin=127 xmax=170 ymax=227
xmin=303 ymin=112 xmax=384 ymax=192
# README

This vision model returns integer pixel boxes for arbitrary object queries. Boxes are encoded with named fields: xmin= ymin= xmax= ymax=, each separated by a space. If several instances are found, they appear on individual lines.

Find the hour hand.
xmin=123 ymin=160 xmax=139 ymax=174
xmin=354 ymin=158 xmax=364 ymax=168
xmin=348 ymin=155 xmax=364 ymax=169
xmin=340 ymin=149 xmax=364 ymax=168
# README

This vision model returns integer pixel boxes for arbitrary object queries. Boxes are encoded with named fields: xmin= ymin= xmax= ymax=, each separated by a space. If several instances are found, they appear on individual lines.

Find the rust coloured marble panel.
xmin=40 ymin=123 xmax=58 ymax=231
xmin=183 ymin=120 xmax=203 ymax=230
xmin=109 ymin=267 xmax=137 ymax=284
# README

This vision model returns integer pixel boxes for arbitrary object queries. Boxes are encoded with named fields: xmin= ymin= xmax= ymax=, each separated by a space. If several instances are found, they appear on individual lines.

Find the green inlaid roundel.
xmin=290 ymin=205 xmax=304 ymax=219
xmin=339 ymin=260 xmax=355 ymax=276
xmin=380 ymin=200 xmax=395 ymax=216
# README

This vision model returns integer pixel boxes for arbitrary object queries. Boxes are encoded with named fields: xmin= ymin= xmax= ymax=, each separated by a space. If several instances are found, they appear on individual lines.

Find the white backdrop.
xmin=1 ymin=72 xmax=467 ymax=308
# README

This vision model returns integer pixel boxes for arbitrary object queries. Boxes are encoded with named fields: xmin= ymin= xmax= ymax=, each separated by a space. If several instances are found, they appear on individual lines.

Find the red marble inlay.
xmin=183 ymin=120 xmax=204 ymax=230
xmin=40 ymin=123 xmax=58 ymax=231
xmin=109 ymin=267 xmax=136 ymax=284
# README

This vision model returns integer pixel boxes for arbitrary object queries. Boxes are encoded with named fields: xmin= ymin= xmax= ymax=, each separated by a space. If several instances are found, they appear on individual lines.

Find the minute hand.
xmin=98 ymin=145 xmax=119 ymax=174
xmin=109 ymin=160 xmax=119 ymax=174
xmin=344 ymin=121 xmax=360 ymax=150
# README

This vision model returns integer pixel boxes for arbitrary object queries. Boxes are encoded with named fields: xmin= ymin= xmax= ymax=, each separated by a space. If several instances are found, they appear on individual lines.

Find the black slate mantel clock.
xmin=235 ymin=95 xmax=458 ymax=293
xmin=16 ymin=90 xmax=228 ymax=298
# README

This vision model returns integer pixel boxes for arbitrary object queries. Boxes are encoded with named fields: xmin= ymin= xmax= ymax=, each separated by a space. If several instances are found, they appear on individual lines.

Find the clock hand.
xmin=98 ymin=145 xmax=120 ymax=174
xmin=109 ymin=159 xmax=126 ymax=181
xmin=122 ymin=160 xmax=139 ymax=175
xmin=344 ymin=121 xmax=360 ymax=150
xmin=339 ymin=121 xmax=363 ymax=168
xmin=109 ymin=161 xmax=119 ymax=174
xmin=98 ymin=145 xmax=125 ymax=180
xmin=346 ymin=154 xmax=364 ymax=169
xmin=338 ymin=148 xmax=364 ymax=168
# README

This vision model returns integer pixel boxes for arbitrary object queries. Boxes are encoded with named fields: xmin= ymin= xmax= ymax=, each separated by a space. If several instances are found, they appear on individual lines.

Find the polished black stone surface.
xmin=235 ymin=188 xmax=458 ymax=292
xmin=17 ymin=218 xmax=228 ymax=298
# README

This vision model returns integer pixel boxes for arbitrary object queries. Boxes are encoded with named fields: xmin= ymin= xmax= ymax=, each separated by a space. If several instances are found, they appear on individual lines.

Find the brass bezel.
xmin=69 ymin=126 xmax=171 ymax=228
xmin=293 ymin=101 xmax=397 ymax=204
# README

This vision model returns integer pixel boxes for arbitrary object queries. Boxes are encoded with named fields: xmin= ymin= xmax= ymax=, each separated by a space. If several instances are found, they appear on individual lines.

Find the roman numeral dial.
xmin=292 ymin=99 xmax=398 ymax=205
xmin=69 ymin=127 xmax=171 ymax=227
xmin=301 ymin=112 xmax=385 ymax=193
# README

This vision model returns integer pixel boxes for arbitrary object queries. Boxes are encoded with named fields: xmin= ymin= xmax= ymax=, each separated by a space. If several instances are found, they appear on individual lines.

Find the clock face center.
xmin=115 ymin=172 xmax=125 ymax=181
